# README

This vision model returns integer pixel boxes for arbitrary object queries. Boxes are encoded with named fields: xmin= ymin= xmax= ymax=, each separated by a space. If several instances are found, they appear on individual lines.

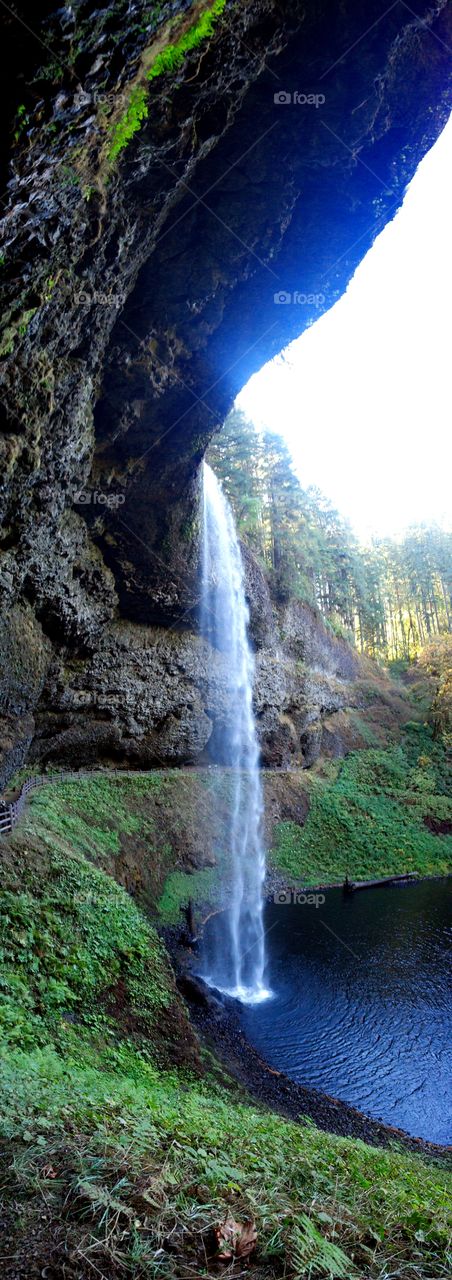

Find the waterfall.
xmin=200 ymin=461 xmax=270 ymax=1004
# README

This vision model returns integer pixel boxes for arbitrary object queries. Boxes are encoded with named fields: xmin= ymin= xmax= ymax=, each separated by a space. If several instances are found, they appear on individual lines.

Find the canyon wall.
xmin=1 ymin=0 xmax=450 ymax=785
xmin=29 ymin=552 xmax=406 ymax=772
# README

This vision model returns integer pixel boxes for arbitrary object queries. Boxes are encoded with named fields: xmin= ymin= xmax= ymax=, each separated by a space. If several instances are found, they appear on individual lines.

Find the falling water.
xmin=200 ymin=461 xmax=270 ymax=1004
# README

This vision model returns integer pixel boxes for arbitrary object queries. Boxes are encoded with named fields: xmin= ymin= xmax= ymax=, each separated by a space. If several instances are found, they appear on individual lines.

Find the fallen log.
xmin=344 ymin=872 xmax=419 ymax=894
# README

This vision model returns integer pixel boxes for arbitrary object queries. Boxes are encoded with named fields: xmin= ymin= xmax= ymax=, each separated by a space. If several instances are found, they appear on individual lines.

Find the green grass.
xmin=0 ymin=839 xmax=175 ymax=1060
xmin=1 ymin=762 xmax=451 ymax=1276
xmin=6 ymin=770 xmax=231 ymax=923
xmin=1 ymin=1037 xmax=451 ymax=1278
xmin=158 ymin=865 xmax=219 ymax=921
xmin=0 ymin=774 xmax=189 ymax=1072
xmin=26 ymin=773 xmax=165 ymax=862
xmin=271 ymin=727 xmax=452 ymax=885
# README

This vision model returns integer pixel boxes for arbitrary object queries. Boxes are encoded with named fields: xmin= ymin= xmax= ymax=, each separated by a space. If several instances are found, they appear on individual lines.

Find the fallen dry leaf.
xmin=214 ymin=1216 xmax=257 ymax=1260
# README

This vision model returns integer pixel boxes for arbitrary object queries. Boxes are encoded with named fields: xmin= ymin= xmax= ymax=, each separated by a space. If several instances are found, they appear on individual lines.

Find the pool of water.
xmin=203 ymin=879 xmax=452 ymax=1143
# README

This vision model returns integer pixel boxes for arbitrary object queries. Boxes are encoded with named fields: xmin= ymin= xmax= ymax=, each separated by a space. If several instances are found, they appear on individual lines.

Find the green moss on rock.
xmin=107 ymin=84 xmax=149 ymax=165
xmin=147 ymin=0 xmax=226 ymax=81
xmin=105 ymin=0 xmax=227 ymax=168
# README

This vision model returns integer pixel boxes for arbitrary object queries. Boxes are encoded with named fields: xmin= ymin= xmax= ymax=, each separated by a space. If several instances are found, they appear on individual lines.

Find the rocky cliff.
xmin=1 ymin=0 xmax=451 ymax=785
xmin=29 ymin=549 xmax=407 ymax=772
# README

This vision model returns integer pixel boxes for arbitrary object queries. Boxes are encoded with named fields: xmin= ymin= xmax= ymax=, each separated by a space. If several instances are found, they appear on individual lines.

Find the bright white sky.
xmin=237 ymin=114 xmax=452 ymax=541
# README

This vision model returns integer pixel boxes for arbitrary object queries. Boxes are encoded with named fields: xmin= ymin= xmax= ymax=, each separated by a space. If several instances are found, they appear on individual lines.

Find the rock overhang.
xmin=0 ymin=0 xmax=451 ymax=776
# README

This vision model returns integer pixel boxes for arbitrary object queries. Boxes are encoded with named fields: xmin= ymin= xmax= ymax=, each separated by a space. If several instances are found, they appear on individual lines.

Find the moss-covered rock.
xmin=0 ymin=605 xmax=51 ymax=788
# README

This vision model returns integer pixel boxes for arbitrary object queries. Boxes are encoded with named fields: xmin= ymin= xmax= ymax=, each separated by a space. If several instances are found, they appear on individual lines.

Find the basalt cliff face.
xmin=29 ymin=553 xmax=365 ymax=771
xmin=0 ymin=0 xmax=451 ymax=784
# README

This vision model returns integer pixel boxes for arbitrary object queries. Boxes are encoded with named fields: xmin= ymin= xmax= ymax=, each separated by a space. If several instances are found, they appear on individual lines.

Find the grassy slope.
xmin=270 ymin=724 xmax=452 ymax=886
xmin=4 ymin=767 xmax=238 ymax=923
xmin=0 ymin=769 xmax=451 ymax=1277
xmin=0 ymin=787 xmax=200 ymax=1069
xmin=2 ymin=1046 xmax=451 ymax=1279
xmin=5 ymin=722 xmax=452 ymax=920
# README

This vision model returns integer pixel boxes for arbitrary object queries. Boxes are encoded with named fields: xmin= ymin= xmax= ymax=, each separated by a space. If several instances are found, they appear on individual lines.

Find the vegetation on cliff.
xmin=107 ymin=0 xmax=227 ymax=166
xmin=270 ymin=724 xmax=452 ymax=887
xmin=0 ymin=785 xmax=198 ymax=1070
xmin=210 ymin=411 xmax=452 ymax=661
xmin=4 ymin=697 xmax=451 ymax=925
xmin=419 ymin=634 xmax=452 ymax=742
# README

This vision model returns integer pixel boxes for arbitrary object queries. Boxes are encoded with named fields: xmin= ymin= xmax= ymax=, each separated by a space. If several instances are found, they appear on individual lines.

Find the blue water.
xmin=204 ymin=879 xmax=452 ymax=1143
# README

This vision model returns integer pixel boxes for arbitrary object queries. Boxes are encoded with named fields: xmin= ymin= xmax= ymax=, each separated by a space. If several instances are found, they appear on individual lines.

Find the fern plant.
xmin=291 ymin=1214 xmax=354 ymax=1278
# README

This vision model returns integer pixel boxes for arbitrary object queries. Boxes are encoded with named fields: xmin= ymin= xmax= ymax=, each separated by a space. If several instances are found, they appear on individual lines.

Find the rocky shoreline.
xmin=168 ymin=943 xmax=451 ymax=1163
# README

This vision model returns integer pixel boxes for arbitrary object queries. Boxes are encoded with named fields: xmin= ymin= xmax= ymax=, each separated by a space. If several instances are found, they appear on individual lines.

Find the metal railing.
xmin=0 ymin=771 xmax=79 ymax=834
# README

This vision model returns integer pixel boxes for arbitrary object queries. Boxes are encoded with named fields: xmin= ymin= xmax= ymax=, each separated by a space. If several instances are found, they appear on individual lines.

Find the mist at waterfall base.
xmin=199 ymin=462 xmax=270 ymax=1005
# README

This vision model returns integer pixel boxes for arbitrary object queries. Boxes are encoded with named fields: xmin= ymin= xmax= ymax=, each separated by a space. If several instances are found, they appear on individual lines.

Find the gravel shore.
xmin=166 ymin=933 xmax=451 ymax=1163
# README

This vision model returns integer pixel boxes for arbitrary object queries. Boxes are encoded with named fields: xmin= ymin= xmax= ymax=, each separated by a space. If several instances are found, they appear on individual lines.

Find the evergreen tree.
xmin=208 ymin=409 xmax=452 ymax=662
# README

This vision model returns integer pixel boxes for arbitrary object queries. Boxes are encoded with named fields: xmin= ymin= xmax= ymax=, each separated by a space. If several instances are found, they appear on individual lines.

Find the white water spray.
xmin=200 ymin=462 xmax=270 ymax=1004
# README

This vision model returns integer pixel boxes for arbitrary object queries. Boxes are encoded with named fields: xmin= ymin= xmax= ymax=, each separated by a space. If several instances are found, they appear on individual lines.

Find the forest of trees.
xmin=208 ymin=409 xmax=452 ymax=663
